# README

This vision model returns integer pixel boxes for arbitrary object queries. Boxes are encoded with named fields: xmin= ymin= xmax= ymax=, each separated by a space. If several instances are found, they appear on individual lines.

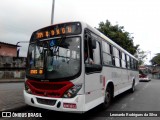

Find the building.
xmin=151 ymin=65 xmax=160 ymax=79
xmin=0 ymin=41 xmax=19 ymax=57
xmin=145 ymin=65 xmax=160 ymax=79
xmin=0 ymin=41 xmax=26 ymax=79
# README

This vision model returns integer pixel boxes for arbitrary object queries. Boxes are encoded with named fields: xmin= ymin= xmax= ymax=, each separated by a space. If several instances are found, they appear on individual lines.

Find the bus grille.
xmin=36 ymin=98 xmax=57 ymax=106
xmin=26 ymin=80 xmax=74 ymax=98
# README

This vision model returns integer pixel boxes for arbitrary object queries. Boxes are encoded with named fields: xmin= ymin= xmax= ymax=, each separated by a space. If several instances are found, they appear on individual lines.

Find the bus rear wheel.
xmin=130 ymin=80 xmax=135 ymax=93
xmin=102 ymin=87 xmax=112 ymax=109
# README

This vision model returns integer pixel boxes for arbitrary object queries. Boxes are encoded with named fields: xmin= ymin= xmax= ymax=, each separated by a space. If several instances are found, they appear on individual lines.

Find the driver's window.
xmin=84 ymin=30 xmax=101 ymax=65
xmin=84 ymin=35 xmax=94 ymax=64
xmin=84 ymin=30 xmax=102 ymax=73
xmin=93 ymin=41 xmax=100 ymax=65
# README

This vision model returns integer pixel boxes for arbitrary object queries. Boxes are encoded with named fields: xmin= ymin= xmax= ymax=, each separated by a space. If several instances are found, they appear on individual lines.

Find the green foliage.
xmin=97 ymin=20 xmax=139 ymax=55
xmin=150 ymin=53 xmax=160 ymax=65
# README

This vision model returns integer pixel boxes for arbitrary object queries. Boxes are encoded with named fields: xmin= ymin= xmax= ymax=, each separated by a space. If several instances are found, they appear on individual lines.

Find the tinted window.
xmin=113 ymin=47 xmax=120 ymax=67
xmin=102 ymin=41 xmax=113 ymax=66
xmin=127 ymin=55 xmax=130 ymax=69
xmin=121 ymin=52 xmax=126 ymax=68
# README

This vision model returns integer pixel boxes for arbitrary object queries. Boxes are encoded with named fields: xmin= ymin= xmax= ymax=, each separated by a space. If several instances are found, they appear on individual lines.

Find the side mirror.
xmin=91 ymin=39 xmax=96 ymax=49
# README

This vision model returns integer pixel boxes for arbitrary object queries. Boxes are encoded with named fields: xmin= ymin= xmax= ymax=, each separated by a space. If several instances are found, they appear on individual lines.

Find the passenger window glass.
xmin=121 ymin=52 xmax=126 ymax=68
xmin=103 ymin=53 xmax=112 ymax=65
xmin=84 ymin=31 xmax=101 ymax=65
xmin=102 ymin=41 xmax=110 ymax=54
xmin=113 ymin=47 xmax=120 ymax=67
xmin=113 ymin=47 xmax=119 ymax=58
xmin=115 ymin=57 xmax=120 ymax=67
xmin=102 ymin=41 xmax=113 ymax=66
xmin=127 ymin=55 xmax=130 ymax=69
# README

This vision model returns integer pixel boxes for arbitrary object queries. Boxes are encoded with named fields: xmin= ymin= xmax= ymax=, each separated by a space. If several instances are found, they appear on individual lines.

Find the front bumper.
xmin=24 ymin=90 xmax=85 ymax=113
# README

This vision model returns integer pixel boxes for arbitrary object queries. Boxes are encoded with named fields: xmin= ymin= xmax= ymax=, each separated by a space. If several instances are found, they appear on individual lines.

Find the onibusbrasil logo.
xmin=2 ymin=112 xmax=42 ymax=118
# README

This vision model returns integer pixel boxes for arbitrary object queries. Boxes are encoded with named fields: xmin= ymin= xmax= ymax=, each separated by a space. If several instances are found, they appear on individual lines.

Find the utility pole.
xmin=51 ymin=0 xmax=55 ymax=25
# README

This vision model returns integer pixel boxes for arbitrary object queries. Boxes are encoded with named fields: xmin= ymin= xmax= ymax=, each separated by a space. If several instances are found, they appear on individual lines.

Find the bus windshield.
xmin=26 ymin=37 xmax=81 ymax=80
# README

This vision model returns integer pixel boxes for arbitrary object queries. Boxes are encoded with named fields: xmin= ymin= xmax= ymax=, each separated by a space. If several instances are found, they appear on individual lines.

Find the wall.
xmin=0 ymin=56 xmax=26 ymax=68
xmin=0 ymin=56 xmax=26 ymax=79
xmin=0 ymin=71 xmax=25 ymax=79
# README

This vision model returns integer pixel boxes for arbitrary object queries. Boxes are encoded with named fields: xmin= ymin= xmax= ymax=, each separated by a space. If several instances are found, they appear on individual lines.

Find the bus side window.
xmin=93 ymin=41 xmax=101 ymax=65
xmin=130 ymin=58 xmax=134 ymax=69
xmin=102 ymin=41 xmax=112 ymax=66
xmin=113 ymin=47 xmax=120 ymax=67
xmin=110 ymin=45 xmax=115 ymax=66
xmin=125 ymin=54 xmax=127 ymax=68
xmin=84 ymin=30 xmax=101 ymax=65
xmin=84 ymin=31 xmax=94 ymax=64
xmin=121 ymin=52 xmax=126 ymax=68
xmin=127 ymin=55 xmax=130 ymax=69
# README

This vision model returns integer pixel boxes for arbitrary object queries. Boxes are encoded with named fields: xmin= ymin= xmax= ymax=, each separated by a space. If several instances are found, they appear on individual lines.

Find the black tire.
xmin=101 ymin=87 xmax=112 ymax=109
xmin=130 ymin=80 xmax=135 ymax=93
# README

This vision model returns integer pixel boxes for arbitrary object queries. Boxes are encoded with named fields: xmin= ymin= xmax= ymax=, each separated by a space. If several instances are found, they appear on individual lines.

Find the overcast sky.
xmin=0 ymin=0 xmax=160 ymax=64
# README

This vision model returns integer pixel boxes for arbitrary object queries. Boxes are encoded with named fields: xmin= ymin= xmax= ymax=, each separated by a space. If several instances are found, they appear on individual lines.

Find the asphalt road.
xmin=0 ymin=82 xmax=25 ymax=112
xmin=1 ymin=79 xmax=160 ymax=120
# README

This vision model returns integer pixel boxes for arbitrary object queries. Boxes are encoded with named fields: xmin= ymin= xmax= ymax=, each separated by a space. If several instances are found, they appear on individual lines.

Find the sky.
xmin=0 ymin=0 xmax=160 ymax=64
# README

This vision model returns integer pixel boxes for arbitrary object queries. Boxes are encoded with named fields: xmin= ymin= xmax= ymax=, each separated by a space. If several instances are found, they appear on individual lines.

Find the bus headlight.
xmin=63 ymin=84 xmax=82 ymax=98
xmin=25 ymin=82 xmax=32 ymax=94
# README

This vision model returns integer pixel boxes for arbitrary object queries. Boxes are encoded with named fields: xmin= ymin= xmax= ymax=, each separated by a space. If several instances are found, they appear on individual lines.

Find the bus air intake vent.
xmin=36 ymin=98 xmax=56 ymax=106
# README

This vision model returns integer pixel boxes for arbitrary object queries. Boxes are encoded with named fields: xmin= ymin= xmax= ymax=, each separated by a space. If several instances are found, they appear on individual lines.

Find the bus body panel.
xmin=84 ymin=72 xmax=103 ymax=104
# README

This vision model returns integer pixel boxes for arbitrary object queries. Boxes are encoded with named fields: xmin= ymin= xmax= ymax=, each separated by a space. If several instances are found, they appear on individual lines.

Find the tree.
xmin=150 ymin=53 xmax=160 ymax=65
xmin=97 ymin=20 xmax=139 ymax=55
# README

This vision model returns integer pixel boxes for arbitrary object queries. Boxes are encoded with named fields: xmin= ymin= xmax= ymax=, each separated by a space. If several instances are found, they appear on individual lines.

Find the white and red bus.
xmin=24 ymin=21 xmax=139 ymax=113
xmin=139 ymin=66 xmax=151 ymax=81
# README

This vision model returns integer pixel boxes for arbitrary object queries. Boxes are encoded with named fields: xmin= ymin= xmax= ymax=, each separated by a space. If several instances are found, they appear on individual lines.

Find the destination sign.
xmin=32 ymin=22 xmax=81 ymax=41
